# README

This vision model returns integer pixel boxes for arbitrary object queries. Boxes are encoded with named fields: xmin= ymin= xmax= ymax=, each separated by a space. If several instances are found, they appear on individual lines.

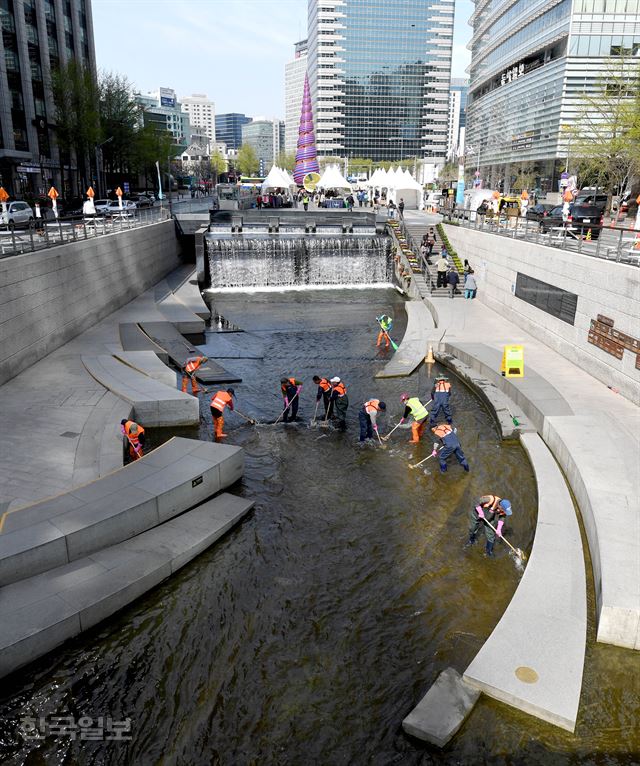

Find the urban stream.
xmin=0 ymin=289 xmax=637 ymax=764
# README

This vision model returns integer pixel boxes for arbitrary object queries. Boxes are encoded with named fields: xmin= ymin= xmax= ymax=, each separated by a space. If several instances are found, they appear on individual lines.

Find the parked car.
xmin=538 ymin=206 xmax=567 ymax=232
xmin=0 ymin=201 xmax=35 ymax=227
xmin=94 ymin=199 xmax=111 ymax=214
xmin=525 ymin=203 xmax=555 ymax=222
xmin=131 ymin=194 xmax=153 ymax=208
xmin=568 ymin=205 xmax=604 ymax=238
xmin=107 ymin=200 xmax=137 ymax=216
xmin=142 ymin=191 xmax=156 ymax=203
xmin=574 ymin=190 xmax=607 ymax=211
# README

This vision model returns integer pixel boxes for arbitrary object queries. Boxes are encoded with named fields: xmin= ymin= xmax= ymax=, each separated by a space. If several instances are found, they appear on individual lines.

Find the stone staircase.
xmin=403 ymin=220 xmax=465 ymax=299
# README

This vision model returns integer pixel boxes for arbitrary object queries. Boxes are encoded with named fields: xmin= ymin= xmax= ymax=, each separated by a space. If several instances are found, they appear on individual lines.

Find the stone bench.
xmin=443 ymin=341 xmax=639 ymax=650
xmin=463 ymin=432 xmax=586 ymax=732
xmin=82 ymin=354 xmax=199 ymax=427
xmin=154 ymin=279 xmax=205 ymax=334
xmin=375 ymin=301 xmax=434 ymax=378
xmin=112 ymin=350 xmax=177 ymax=388
xmin=0 ymin=438 xmax=243 ymax=587
xmin=0 ymin=492 xmax=253 ymax=679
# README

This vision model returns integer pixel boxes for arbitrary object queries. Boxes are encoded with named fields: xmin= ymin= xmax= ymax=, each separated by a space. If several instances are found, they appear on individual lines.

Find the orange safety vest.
xmin=432 ymin=423 xmax=453 ymax=438
xmin=318 ymin=378 xmax=331 ymax=392
xmin=333 ymin=381 xmax=347 ymax=397
xmin=364 ymin=399 xmax=382 ymax=415
xmin=211 ymin=391 xmax=233 ymax=412
xmin=185 ymin=356 xmax=205 ymax=374
xmin=124 ymin=420 xmax=144 ymax=447
xmin=435 ymin=380 xmax=451 ymax=393
xmin=479 ymin=494 xmax=502 ymax=512
xmin=281 ymin=377 xmax=298 ymax=393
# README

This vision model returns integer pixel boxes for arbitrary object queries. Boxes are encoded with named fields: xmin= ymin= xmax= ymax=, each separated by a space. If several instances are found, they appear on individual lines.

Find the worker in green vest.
xmin=399 ymin=393 xmax=430 ymax=443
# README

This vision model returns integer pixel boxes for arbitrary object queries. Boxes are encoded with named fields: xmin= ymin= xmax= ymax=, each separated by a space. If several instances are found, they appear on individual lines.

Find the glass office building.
xmin=465 ymin=0 xmax=640 ymax=194
xmin=307 ymin=0 xmax=454 ymax=162
xmin=215 ymin=113 xmax=251 ymax=150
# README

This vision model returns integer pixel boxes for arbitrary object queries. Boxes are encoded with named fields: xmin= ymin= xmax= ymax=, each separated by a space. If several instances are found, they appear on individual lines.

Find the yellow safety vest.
xmin=406 ymin=397 xmax=428 ymax=422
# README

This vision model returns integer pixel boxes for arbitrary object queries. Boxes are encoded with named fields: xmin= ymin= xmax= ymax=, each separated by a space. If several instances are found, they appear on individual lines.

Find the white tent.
xmin=261 ymin=165 xmax=294 ymax=192
xmin=386 ymin=169 xmax=423 ymax=209
xmin=317 ymin=164 xmax=352 ymax=191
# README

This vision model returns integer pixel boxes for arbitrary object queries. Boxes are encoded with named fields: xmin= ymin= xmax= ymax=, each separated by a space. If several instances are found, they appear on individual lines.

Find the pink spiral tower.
xmin=293 ymin=73 xmax=320 ymax=185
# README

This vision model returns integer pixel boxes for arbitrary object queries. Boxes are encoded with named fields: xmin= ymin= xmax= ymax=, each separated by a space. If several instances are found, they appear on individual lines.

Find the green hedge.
xmin=437 ymin=223 xmax=463 ymax=275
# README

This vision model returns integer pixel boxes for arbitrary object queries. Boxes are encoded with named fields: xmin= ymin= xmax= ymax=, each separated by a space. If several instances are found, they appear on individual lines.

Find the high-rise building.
xmin=181 ymin=94 xmax=216 ymax=144
xmin=134 ymin=88 xmax=191 ymax=149
xmin=215 ymin=113 xmax=251 ymax=150
xmin=0 ymin=0 xmax=96 ymax=196
xmin=284 ymin=39 xmax=308 ymax=153
xmin=241 ymin=118 xmax=285 ymax=173
xmin=307 ymin=0 xmax=454 ymax=163
xmin=465 ymin=0 xmax=640 ymax=194
xmin=446 ymin=78 xmax=468 ymax=160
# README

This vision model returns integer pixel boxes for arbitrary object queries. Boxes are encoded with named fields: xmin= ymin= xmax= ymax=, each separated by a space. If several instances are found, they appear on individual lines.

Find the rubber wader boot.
xmin=485 ymin=541 xmax=495 ymax=557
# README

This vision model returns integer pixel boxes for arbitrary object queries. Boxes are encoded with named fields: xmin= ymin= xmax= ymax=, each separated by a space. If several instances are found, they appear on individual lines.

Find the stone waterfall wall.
xmin=0 ymin=220 xmax=181 ymax=386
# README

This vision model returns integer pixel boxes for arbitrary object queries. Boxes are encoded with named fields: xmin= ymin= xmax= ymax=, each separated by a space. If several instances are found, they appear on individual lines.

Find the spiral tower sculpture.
xmin=293 ymin=73 xmax=320 ymax=185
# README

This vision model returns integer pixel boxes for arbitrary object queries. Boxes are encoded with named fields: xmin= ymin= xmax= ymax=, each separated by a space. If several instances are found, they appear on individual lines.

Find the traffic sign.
xmin=123 ymin=182 xmax=130 ymax=193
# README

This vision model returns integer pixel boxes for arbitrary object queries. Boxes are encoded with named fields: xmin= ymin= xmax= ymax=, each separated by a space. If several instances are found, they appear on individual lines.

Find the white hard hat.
xmin=330 ymin=376 xmax=341 ymax=384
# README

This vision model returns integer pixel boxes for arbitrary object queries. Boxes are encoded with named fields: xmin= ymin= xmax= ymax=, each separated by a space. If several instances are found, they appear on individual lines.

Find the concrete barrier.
xmin=0 ymin=220 xmax=180 ymax=387
xmin=376 ymin=301 xmax=434 ymax=378
xmin=0 ymin=492 xmax=253 ymax=680
xmin=463 ymin=432 xmax=587 ymax=732
xmin=0 ymin=438 xmax=243 ymax=586
xmin=82 ymin=355 xmax=198 ymax=426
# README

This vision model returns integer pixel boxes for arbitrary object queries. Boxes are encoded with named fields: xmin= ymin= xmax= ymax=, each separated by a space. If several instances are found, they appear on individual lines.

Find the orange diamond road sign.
xmin=86 ymin=186 xmax=95 ymax=198
xmin=115 ymin=186 xmax=123 ymax=197
xmin=47 ymin=186 xmax=59 ymax=200
xmin=0 ymin=187 xmax=8 ymax=203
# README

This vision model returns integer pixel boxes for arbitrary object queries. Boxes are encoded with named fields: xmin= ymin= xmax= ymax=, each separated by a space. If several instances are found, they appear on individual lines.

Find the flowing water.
xmin=0 ymin=289 xmax=637 ymax=765
xmin=206 ymin=235 xmax=392 ymax=288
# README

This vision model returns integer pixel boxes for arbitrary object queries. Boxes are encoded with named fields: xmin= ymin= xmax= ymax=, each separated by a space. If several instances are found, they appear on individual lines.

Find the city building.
xmin=465 ymin=0 xmax=640 ymax=195
xmin=306 ymin=0 xmax=454 ymax=165
xmin=134 ymin=88 xmax=191 ymax=148
xmin=215 ymin=113 xmax=251 ymax=150
xmin=181 ymin=94 xmax=215 ymax=144
xmin=285 ymin=39 xmax=308 ymax=153
xmin=241 ymin=118 xmax=285 ymax=174
xmin=0 ymin=0 xmax=97 ymax=196
xmin=446 ymin=78 xmax=468 ymax=160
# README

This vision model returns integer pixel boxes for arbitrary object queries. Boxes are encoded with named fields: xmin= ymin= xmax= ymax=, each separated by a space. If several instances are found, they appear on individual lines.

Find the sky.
xmin=92 ymin=0 xmax=474 ymax=117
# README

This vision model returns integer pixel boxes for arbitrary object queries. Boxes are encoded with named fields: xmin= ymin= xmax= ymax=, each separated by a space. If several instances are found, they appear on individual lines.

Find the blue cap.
xmin=500 ymin=499 xmax=512 ymax=515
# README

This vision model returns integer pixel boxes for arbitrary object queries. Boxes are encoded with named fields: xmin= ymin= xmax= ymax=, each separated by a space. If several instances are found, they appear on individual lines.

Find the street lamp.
xmin=95 ymin=136 xmax=113 ymax=198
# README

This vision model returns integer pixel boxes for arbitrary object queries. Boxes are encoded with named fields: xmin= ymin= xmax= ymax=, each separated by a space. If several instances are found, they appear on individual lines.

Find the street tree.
xmin=98 ymin=72 xmax=139 ymax=182
xmin=51 ymin=60 xmax=100 ymax=196
xmin=276 ymin=151 xmax=296 ymax=171
xmin=570 ymin=58 xmax=640 ymax=214
xmin=210 ymin=151 xmax=226 ymax=184
xmin=237 ymin=144 xmax=259 ymax=176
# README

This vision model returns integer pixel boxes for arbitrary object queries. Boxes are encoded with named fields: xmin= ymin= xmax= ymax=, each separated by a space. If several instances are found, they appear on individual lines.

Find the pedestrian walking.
xmin=464 ymin=271 xmax=477 ymax=299
xmin=447 ymin=267 xmax=460 ymax=298
xmin=436 ymin=254 xmax=449 ymax=288
xmin=398 ymin=198 xmax=405 ymax=220
xmin=388 ymin=200 xmax=396 ymax=219
xmin=302 ymin=193 xmax=310 ymax=212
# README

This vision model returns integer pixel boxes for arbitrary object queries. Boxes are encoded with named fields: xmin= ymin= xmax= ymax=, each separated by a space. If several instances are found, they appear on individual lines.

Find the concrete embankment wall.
xmin=443 ymin=225 xmax=640 ymax=404
xmin=0 ymin=221 xmax=181 ymax=386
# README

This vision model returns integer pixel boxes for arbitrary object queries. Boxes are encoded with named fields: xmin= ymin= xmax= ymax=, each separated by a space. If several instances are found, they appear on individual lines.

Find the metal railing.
xmin=440 ymin=208 xmax=640 ymax=267
xmin=0 ymin=206 xmax=172 ymax=259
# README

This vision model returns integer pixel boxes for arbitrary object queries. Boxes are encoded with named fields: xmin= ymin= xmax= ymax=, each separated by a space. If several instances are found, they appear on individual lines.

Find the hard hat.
xmin=330 ymin=376 xmax=341 ymax=384
xmin=400 ymin=392 xmax=409 ymax=401
xmin=499 ymin=499 xmax=512 ymax=516
xmin=378 ymin=401 xmax=387 ymax=410
xmin=227 ymin=387 xmax=235 ymax=397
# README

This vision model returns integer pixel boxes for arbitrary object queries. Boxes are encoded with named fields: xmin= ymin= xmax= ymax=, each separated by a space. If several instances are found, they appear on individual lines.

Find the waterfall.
xmin=206 ymin=235 xmax=393 ymax=289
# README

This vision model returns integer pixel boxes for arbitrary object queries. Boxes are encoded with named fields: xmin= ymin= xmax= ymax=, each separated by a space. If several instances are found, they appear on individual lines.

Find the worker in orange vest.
xmin=430 ymin=374 xmax=453 ymax=425
xmin=281 ymin=377 xmax=303 ymax=422
xmin=210 ymin=388 xmax=235 ymax=440
xmin=432 ymin=423 xmax=469 ymax=473
xmin=359 ymin=398 xmax=386 ymax=442
xmin=120 ymin=418 xmax=146 ymax=461
xmin=313 ymin=375 xmax=332 ymax=417
xmin=181 ymin=354 xmax=208 ymax=394
xmin=329 ymin=376 xmax=349 ymax=431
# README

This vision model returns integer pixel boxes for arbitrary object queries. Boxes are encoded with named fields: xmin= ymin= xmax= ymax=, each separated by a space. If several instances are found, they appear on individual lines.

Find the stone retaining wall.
xmin=0 ymin=220 xmax=181 ymax=386
xmin=443 ymin=225 xmax=640 ymax=404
